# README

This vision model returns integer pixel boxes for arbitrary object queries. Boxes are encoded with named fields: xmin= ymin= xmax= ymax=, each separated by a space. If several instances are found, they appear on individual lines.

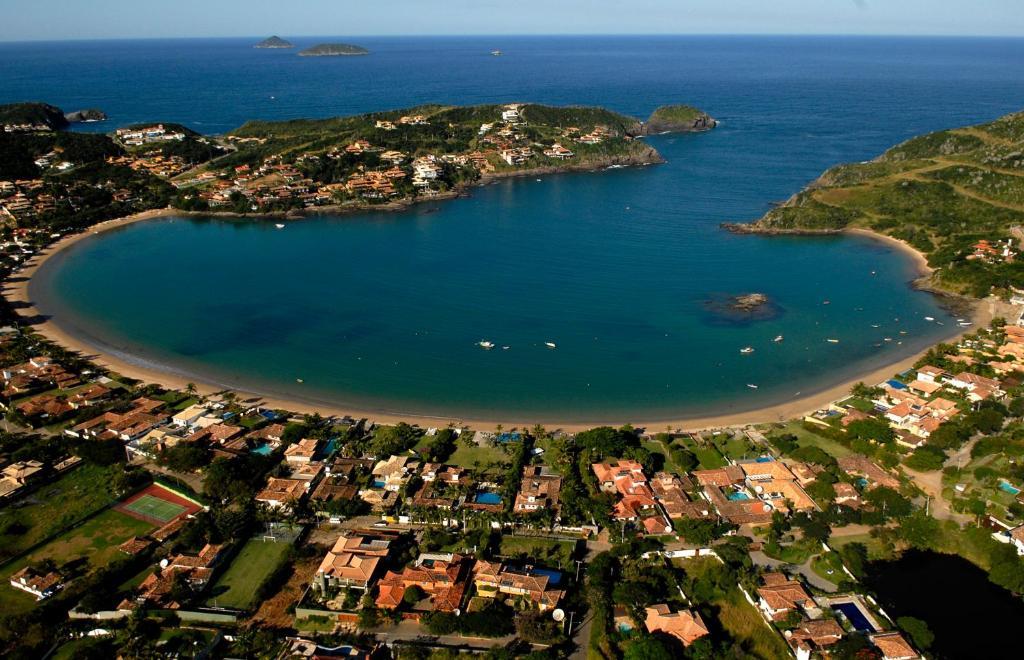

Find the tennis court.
xmin=122 ymin=494 xmax=187 ymax=522
xmin=115 ymin=482 xmax=203 ymax=524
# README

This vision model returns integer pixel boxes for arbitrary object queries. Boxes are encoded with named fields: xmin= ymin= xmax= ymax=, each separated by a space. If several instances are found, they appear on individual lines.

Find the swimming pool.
xmin=372 ymin=479 xmax=386 ymax=489
xmin=832 ymin=602 xmax=876 ymax=632
xmin=251 ymin=443 xmax=272 ymax=456
xmin=727 ymin=491 xmax=751 ymax=501
xmin=531 ymin=568 xmax=562 ymax=585
xmin=999 ymin=481 xmax=1021 ymax=495
xmin=475 ymin=492 xmax=502 ymax=505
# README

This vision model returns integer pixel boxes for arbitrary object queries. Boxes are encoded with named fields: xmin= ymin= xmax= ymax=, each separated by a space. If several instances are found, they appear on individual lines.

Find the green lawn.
xmin=680 ymin=557 xmax=789 ymax=659
xmin=811 ymin=551 xmax=846 ymax=585
xmin=775 ymin=421 xmax=855 ymax=459
xmin=448 ymin=442 xmax=510 ymax=471
xmin=677 ymin=436 xmax=727 ymax=469
xmin=206 ymin=536 xmax=293 ymax=610
xmin=711 ymin=433 xmax=757 ymax=461
xmin=0 ymin=463 xmax=122 ymax=563
xmin=829 ymin=532 xmax=889 ymax=560
xmin=0 ymin=508 xmax=154 ymax=615
xmin=643 ymin=439 xmax=678 ymax=473
xmin=498 ymin=535 xmax=578 ymax=570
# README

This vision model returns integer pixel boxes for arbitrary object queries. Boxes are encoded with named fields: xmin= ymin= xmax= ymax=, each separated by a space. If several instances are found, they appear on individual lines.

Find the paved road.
xmin=569 ymin=538 xmax=612 ymax=660
xmin=749 ymin=550 xmax=837 ymax=593
xmin=375 ymin=620 xmax=514 ymax=651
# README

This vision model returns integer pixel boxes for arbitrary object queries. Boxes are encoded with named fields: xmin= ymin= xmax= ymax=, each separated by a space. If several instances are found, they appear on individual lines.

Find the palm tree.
xmin=185 ymin=382 xmax=197 ymax=397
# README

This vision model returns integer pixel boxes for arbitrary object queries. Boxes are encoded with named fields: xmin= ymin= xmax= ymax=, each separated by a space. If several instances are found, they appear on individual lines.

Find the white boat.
xmin=478 ymin=340 xmax=495 ymax=350
xmin=884 ymin=337 xmax=893 ymax=342
xmin=747 ymin=383 xmax=759 ymax=389
xmin=491 ymin=49 xmax=502 ymax=56
xmin=773 ymin=335 xmax=784 ymax=343
xmin=826 ymin=338 xmax=840 ymax=344
xmin=924 ymin=316 xmax=935 ymax=321
xmin=502 ymin=346 xmax=510 ymax=350
xmin=871 ymin=324 xmax=880 ymax=328
xmin=740 ymin=347 xmax=755 ymax=354
xmin=296 ymin=378 xmax=304 ymax=383
xmin=275 ymin=223 xmax=285 ymax=229
xmin=544 ymin=342 xmax=557 ymax=349
xmin=958 ymin=321 xmax=973 ymax=327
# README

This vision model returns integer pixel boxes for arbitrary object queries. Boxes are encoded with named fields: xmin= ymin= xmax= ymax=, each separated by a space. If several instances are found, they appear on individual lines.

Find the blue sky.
xmin=1 ymin=0 xmax=1022 ymax=41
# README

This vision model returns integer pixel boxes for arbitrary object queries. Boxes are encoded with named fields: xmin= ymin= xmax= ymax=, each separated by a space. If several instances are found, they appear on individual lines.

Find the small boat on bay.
xmin=502 ymin=346 xmax=510 ymax=350
xmin=871 ymin=324 xmax=880 ymax=328
xmin=747 ymin=383 xmax=759 ymax=389
xmin=924 ymin=316 xmax=935 ymax=321
xmin=544 ymin=342 xmax=557 ymax=349
xmin=478 ymin=340 xmax=495 ymax=350
xmin=275 ymin=223 xmax=285 ymax=229
xmin=491 ymin=49 xmax=502 ymax=56
xmin=296 ymin=378 xmax=304 ymax=383
xmin=826 ymin=338 xmax=839 ymax=344
xmin=740 ymin=347 xmax=755 ymax=354
xmin=773 ymin=335 xmax=784 ymax=343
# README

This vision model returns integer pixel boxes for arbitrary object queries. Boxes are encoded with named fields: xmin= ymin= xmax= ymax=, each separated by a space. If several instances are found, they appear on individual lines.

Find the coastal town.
xmin=4 ymin=272 xmax=1024 ymax=658
xmin=5 ymin=98 xmax=1024 ymax=659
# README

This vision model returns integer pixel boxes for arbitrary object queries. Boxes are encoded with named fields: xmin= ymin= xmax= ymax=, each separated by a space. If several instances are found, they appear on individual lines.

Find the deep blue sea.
xmin=7 ymin=36 xmax=1024 ymax=422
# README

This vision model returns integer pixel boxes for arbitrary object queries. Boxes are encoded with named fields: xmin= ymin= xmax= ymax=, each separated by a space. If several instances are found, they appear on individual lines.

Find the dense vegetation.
xmin=742 ymin=109 xmax=1024 ymax=296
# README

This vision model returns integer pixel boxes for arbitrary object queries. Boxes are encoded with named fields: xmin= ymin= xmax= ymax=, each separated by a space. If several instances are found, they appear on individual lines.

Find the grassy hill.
xmin=735 ymin=110 xmax=1024 ymax=297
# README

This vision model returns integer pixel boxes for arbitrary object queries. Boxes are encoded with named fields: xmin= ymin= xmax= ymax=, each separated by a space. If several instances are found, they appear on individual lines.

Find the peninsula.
xmin=0 ymin=100 xmax=714 ymax=229
xmin=726 ymin=110 xmax=1024 ymax=299
xmin=253 ymin=35 xmax=293 ymax=49
xmin=298 ymin=43 xmax=369 ymax=57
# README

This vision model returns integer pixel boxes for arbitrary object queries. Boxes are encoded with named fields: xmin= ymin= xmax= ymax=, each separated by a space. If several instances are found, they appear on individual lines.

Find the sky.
xmin=0 ymin=0 xmax=1022 ymax=41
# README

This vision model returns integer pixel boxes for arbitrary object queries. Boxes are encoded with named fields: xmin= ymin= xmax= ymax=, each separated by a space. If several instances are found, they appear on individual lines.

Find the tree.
xmin=623 ymin=636 xmax=673 ymax=660
xmin=897 ymin=511 xmax=940 ymax=549
xmin=847 ymin=418 xmax=895 ymax=444
xmin=863 ymin=486 xmax=912 ymax=519
xmin=675 ymin=518 xmax=730 ymax=546
xmin=897 ymin=616 xmax=934 ymax=650
xmin=904 ymin=446 xmax=947 ymax=471
xmin=403 ymin=584 xmax=426 ymax=606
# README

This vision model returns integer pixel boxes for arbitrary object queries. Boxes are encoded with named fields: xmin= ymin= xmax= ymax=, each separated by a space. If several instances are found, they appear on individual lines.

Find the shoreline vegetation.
xmin=3 ymin=100 xmax=1018 ymax=431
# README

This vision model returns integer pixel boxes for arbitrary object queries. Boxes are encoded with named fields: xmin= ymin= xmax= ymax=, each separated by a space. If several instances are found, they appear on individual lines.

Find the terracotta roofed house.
xmin=643 ymin=603 xmax=710 ymax=647
xmin=756 ymin=573 xmax=813 ymax=621
xmin=313 ymin=534 xmax=390 ymax=593
xmin=514 ymin=465 xmax=563 ymax=515
xmin=870 ymin=632 xmax=920 ymax=660
xmin=375 ymin=552 xmax=471 ymax=612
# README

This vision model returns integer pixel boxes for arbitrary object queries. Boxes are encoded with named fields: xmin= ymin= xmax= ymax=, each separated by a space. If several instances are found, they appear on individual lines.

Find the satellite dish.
xmin=453 ymin=608 xmax=461 ymax=617
xmin=159 ymin=558 xmax=169 ymax=568
xmin=552 ymin=608 xmax=566 ymax=622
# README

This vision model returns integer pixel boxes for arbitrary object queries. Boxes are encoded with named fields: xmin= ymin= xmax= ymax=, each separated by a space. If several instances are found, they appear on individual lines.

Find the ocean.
xmin=8 ymin=36 xmax=1024 ymax=421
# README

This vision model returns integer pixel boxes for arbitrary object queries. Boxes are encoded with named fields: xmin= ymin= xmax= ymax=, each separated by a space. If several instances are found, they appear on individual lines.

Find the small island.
xmin=254 ymin=36 xmax=294 ymax=49
xmin=729 ymin=292 xmax=769 ymax=312
xmin=644 ymin=105 xmax=718 ymax=133
xmin=298 ymin=43 xmax=369 ymax=57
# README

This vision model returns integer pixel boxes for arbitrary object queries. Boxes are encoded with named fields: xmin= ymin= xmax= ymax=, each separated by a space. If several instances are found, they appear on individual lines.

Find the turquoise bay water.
xmin=13 ymin=36 xmax=1024 ymax=421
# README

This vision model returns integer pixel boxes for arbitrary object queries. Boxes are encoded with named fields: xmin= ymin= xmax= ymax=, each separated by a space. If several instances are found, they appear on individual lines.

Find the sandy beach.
xmin=3 ymin=209 xmax=998 ymax=433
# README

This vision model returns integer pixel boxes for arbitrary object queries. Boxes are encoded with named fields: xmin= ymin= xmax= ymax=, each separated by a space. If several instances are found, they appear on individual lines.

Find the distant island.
xmin=298 ymin=43 xmax=369 ymax=57
xmin=726 ymin=110 xmax=1024 ymax=299
xmin=253 ymin=36 xmax=294 ymax=49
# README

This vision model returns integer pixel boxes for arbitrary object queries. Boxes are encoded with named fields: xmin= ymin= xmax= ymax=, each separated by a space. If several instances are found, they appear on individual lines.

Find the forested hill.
xmin=731 ymin=110 xmax=1024 ymax=297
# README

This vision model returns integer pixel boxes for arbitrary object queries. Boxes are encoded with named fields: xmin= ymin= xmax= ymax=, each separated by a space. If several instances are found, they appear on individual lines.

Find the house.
xmin=9 ymin=566 xmax=63 ymax=600
xmin=285 ymin=438 xmax=321 ymax=463
xmin=870 ymin=632 xmax=920 ymax=660
xmin=1007 ymin=524 xmax=1024 ymax=555
xmin=472 ymin=560 xmax=565 ymax=611
xmin=643 ymin=603 xmax=710 ymax=647
xmin=313 ymin=534 xmax=390 ymax=593
xmin=256 ymin=477 xmax=308 ymax=508
xmin=171 ymin=403 xmax=209 ymax=428
xmin=915 ymin=365 xmax=946 ymax=384
xmin=135 ymin=544 xmax=223 ymax=608
xmin=650 ymin=472 xmax=713 ymax=520
xmin=833 ymin=482 xmax=861 ymax=507
xmin=947 ymin=371 xmax=1001 ymax=395
xmin=372 ymin=455 xmax=418 ymax=491
xmin=836 ymin=455 xmax=900 ymax=490
xmin=787 ymin=619 xmax=844 ymax=660
xmin=513 ymin=465 xmax=562 ymax=515
xmin=592 ymin=460 xmax=652 ymax=497
xmin=375 ymin=553 xmax=472 ymax=612
xmin=756 ymin=573 xmax=813 ymax=621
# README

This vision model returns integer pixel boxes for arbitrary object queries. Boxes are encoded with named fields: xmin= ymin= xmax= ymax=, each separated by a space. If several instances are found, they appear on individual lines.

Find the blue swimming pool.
xmin=727 ymin=491 xmax=751 ymax=501
xmin=531 ymin=568 xmax=562 ymax=585
xmin=999 ymin=481 xmax=1021 ymax=495
xmin=475 ymin=492 xmax=502 ymax=505
xmin=251 ymin=443 xmax=272 ymax=456
xmin=832 ymin=602 xmax=876 ymax=632
xmin=372 ymin=479 xmax=386 ymax=489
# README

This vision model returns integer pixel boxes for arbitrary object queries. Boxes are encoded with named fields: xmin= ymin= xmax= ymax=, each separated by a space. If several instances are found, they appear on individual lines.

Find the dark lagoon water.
xmin=865 ymin=550 xmax=1024 ymax=659
xmin=8 ymin=36 xmax=1024 ymax=420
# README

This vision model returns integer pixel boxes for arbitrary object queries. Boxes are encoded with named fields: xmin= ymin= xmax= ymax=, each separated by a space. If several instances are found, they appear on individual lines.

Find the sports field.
xmin=122 ymin=494 xmax=186 ymax=522
xmin=114 ymin=483 xmax=202 ymax=524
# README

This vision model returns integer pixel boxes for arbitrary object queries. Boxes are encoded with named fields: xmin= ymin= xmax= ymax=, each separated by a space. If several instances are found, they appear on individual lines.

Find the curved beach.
xmin=3 ymin=208 xmax=989 ymax=432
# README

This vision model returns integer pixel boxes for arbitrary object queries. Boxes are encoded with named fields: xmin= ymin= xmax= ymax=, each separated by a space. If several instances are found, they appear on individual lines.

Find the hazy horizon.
xmin=1 ymin=0 xmax=1022 ymax=42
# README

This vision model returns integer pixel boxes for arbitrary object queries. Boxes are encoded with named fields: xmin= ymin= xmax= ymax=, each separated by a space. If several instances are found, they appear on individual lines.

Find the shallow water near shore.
xmin=11 ymin=35 xmax=1024 ymax=421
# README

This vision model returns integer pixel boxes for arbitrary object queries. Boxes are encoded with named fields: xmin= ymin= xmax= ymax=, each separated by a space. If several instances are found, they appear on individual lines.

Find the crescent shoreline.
xmin=2 ymin=207 xmax=992 ymax=433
